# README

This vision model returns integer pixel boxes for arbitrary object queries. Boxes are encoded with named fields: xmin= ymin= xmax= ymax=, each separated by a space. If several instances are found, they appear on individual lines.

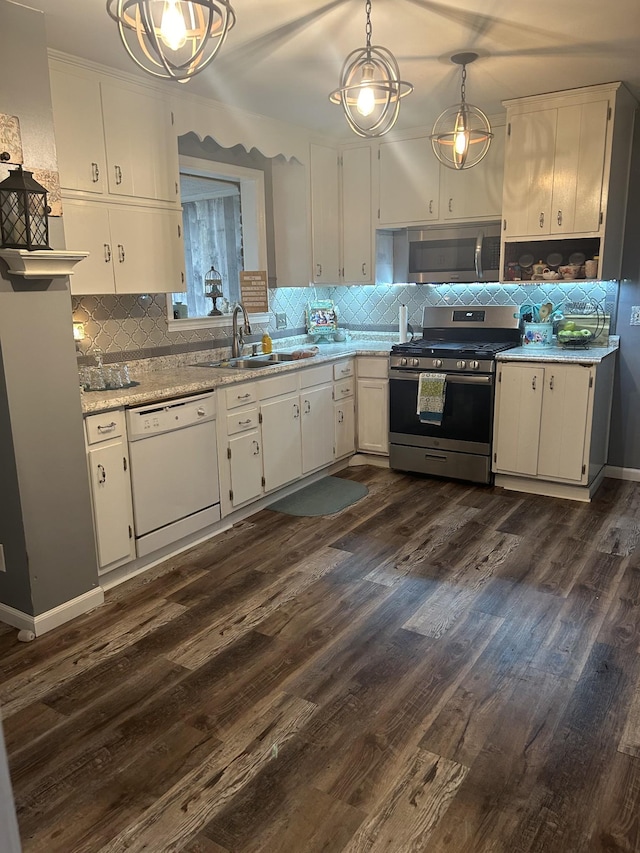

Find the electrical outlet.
xmin=631 ymin=307 xmax=640 ymax=326
xmin=276 ymin=312 xmax=288 ymax=329
xmin=0 ymin=544 xmax=5 ymax=573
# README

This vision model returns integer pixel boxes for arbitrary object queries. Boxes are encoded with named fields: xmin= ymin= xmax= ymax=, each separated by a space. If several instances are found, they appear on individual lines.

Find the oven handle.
xmin=475 ymin=230 xmax=484 ymax=280
xmin=389 ymin=370 xmax=492 ymax=386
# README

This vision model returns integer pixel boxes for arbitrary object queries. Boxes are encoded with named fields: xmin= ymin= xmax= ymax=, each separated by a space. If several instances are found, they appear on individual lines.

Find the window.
xmin=168 ymin=156 xmax=268 ymax=330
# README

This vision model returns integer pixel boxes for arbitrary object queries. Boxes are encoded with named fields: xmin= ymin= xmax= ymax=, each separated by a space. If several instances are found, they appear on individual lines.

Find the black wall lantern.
xmin=0 ymin=164 xmax=51 ymax=251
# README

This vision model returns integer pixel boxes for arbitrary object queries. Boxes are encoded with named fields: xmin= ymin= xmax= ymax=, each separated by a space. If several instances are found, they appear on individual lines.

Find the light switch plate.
xmin=631 ymin=307 xmax=640 ymax=326
xmin=276 ymin=312 xmax=288 ymax=329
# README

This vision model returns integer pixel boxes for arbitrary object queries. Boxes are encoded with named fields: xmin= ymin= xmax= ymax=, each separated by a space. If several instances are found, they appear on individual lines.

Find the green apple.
xmin=563 ymin=321 xmax=576 ymax=331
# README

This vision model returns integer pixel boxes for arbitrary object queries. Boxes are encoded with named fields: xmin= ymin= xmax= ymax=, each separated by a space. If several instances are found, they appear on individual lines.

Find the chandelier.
xmin=329 ymin=0 xmax=413 ymax=138
xmin=106 ymin=0 xmax=236 ymax=83
xmin=430 ymin=52 xmax=493 ymax=170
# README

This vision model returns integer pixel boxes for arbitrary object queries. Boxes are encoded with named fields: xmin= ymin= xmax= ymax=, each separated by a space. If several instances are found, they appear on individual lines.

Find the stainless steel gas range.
xmin=389 ymin=305 xmax=521 ymax=484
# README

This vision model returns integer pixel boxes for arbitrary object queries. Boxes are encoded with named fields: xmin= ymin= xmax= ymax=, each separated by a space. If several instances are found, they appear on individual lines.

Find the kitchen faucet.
xmin=232 ymin=303 xmax=252 ymax=358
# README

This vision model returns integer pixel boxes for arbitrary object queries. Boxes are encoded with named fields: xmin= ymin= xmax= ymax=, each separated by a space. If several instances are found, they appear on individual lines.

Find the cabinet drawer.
xmin=333 ymin=359 xmax=354 ymax=381
xmin=85 ymin=410 xmax=126 ymax=445
xmin=225 ymin=383 xmax=258 ymax=410
xmin=357 ymin=356 xmax=389 ymax=379
xmin=334 ymin=378 xmax=355 ymax=399
xmin=259 ymin=373 xmax=298 ymax=400
xmin=226 ymin=408 xmax=259 ymax=436
xmin=300 ymin=363 xmax=333 ymax=389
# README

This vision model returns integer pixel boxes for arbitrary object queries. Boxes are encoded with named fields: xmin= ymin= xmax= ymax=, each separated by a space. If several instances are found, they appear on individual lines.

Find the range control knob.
xmin=456 ymin=360 xmax=466 ymax=369
xmin=469 ymin=360 xmax=480 ymax=370
xmin=433 ymin=358 xmax=443 ymax=368
xmin=400 ymin=357 xmax=408 ymax=366
xmin=411 ymin=358 xmax=420 ymax=367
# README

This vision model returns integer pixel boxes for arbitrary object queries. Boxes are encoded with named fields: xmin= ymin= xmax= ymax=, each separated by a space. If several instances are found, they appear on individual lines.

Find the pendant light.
xmin=106 ymin=0 xmax=236 ymax=83
xmin=329 ymin=0 xmax=413 ymax=138
xmin=430 ymin=52 xmax=493 ymax=170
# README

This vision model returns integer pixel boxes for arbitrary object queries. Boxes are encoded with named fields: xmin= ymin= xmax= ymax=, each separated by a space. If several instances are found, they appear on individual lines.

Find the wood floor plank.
xmin=1 ymin=599 xmax=187 ymax=718
xmin=167 ymin=546 xmax=351 ymax=669
xmin=96 ymin=692 xmax=318 ymax=853
xmin=341 ymin=749 xmax=468 ymax=853
xmin=4 ymin=467 xmax=640 ymax=853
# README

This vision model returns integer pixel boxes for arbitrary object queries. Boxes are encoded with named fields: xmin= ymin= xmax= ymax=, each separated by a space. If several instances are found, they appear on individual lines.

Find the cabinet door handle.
xmin=532 ymin=375 xmax=537 ymax=391
xmin=549 ymin=375 xmax=554 ymax=390
xmin=114 ymin=164 xmax=122 ymax=185
xmin=362 ymin=262 xmax=367 ymax=276
xmin=539 ymin=212 xmax=544 ymax=228
xmin=117 ymin=244 xmax=125 ymax=263
xmin=304 ymin=400 xmax=311 ymax=414
xmin=97 ymin=422 xmax=117 ymax=433
xmin=253 ymin=440 xmax=260 ymax=455
xmin=338 ymin=410 xmax=344 ymax=423
xmin=429 ymin=199 xmax=434 ymax=215
xmin=294 ymin=403 xmax=300 ymax=419
xmin=91 ymin=162 xmax=100 ymax=183
xmin=557 ymin=209 xmax=562 ymax=226
xmin=238 ymin=418 xmax=252 ymax=426
xmin=97 ymin=463 xmax=107 ymax=484
xmin=448 ymin=197 xmax=453 ymax=213
xmin=104 ymin=243 xmax=112 ymax=263
xmin=316 ymin=263 xmax=322 ymax=277
xmin=237 ymin=392 xmax=251 ymax=400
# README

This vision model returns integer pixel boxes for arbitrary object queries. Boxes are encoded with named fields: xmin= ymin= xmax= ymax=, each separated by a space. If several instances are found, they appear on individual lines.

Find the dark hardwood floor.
xmin=2 ymin=465 xmax=640 ymax=852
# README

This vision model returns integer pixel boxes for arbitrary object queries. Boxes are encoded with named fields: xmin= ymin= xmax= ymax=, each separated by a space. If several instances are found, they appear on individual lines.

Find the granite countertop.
xmin=81 ymin=340 xmax=393 ymax=414
xmin=497 ymin=338 xmax=619 ymax=365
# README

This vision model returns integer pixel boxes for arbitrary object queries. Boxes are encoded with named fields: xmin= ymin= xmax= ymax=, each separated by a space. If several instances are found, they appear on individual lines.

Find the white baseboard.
xmin=0 ymin=587 xmax=104 ymax=637
xmin=605 ymin=465 xmax=640 ymax=481
xmin=349 ymin=453 xmax=390 ymax=469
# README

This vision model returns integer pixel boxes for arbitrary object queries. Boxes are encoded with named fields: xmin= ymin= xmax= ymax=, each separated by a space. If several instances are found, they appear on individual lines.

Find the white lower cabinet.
xmin=228 ymin=428 xmax=263 ymax=507
xmin=261 ymin=392 xmax=303 ymax=491
xmin=493 ymin=357 xmax=616 ymax=497
xmin=218 ymin=362 xmax=358 ymax=517
xmin=356 ymin=357 xmax=389 ymax=455
xmin=85 ymin=411 xmax=135 ymax=573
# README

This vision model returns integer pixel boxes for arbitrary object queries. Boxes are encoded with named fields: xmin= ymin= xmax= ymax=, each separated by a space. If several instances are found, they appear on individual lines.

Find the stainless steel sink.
xmin=191 ymin=352 xmax=298 ymax=370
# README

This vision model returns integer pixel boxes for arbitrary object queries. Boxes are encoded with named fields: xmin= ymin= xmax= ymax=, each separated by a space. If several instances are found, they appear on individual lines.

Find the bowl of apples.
xmin=557 ymin=321 xmax=593 ymax=347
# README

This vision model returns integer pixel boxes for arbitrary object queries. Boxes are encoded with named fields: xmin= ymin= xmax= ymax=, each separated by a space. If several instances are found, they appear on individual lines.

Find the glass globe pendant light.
xmin=430 ymin=52 xmax=493 ymax=170
xmin=106 ymin=0 xmax=236 ymax=83
xmin=329 ymin=0 xmax=413 ymax=138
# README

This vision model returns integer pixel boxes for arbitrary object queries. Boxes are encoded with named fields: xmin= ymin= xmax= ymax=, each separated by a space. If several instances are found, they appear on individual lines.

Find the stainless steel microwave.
xmin=403 ymin=222 xmax=501 ymax=284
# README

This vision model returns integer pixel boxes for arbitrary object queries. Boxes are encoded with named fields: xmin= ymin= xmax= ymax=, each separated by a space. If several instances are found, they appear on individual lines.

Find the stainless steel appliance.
xmin=126 ymin=392 xmax=221 ymax=557
xmin=402 ymin=222 xmax=501 ymax=283
xmin=389 ymin=305 xmax=520 ymax=484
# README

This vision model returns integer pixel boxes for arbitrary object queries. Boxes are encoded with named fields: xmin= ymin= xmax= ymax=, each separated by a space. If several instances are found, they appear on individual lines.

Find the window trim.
xmin=167 ymin=155 xmax=269 ymax=332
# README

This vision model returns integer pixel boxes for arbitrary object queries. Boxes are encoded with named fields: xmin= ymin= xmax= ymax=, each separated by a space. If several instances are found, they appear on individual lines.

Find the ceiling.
xmin=23 ymin=0 xmax=640 ymax=136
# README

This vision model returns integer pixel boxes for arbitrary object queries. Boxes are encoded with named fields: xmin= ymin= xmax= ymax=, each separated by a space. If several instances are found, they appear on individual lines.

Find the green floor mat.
xmin=268 ymin=476 xmax=369 ymax=517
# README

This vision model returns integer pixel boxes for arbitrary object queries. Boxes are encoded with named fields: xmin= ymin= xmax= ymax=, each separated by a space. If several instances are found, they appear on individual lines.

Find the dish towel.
xmin=417 ymin=372 xmax=446 ymax=425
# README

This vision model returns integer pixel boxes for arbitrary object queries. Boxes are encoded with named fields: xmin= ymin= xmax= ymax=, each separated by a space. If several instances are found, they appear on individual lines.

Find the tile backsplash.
xmin=73 ymin=279 xmax=618 ymax=363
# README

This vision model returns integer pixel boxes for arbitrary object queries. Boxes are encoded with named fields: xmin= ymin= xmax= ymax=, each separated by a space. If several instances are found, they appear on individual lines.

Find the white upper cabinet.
xmin=63 ymin=198 xmax=185 ymax=295
xmin=440 ymin=122 xmax=505 ymax=222
xmin=378 ymin=136 xmax=440 ymax=225
xmin=50 ymin=67 xmax=107 ymax=195
xmin=100 ymin=81 xmax=179 ymax=204
xmin=341 ymin=145 xmax=373 ymax=284
xmin=310 ymin=143 xmax=341 ymax=284
xmin=49 ymin=62 xmax=180 ymax=206
xmin=500 ymin=83 xmax=637 ymax=280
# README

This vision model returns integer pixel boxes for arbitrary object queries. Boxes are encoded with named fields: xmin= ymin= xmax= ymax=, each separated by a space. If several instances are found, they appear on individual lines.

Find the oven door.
xmin=389 ymin=368 xmax=494 ymax=455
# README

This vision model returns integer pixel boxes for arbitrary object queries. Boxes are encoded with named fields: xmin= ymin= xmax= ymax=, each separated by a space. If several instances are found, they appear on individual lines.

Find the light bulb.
xmin=160 ymin=0 xmax=187 ymax=51
xmin=355 ymin=62 xmax=376 ymax=117
xmin=454 ymin=130 xmax=469 ymax=156
xmin=357 ymin=85 xmax=375 ymax=117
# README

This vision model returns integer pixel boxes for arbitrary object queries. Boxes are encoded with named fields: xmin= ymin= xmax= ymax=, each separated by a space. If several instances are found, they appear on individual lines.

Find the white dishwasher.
xmin=126 ymin=392 xmax=220 ymax=557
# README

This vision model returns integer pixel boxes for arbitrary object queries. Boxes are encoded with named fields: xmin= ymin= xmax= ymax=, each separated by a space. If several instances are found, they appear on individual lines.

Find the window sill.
xmin=167 ymin=312 xmax=270 ymax=333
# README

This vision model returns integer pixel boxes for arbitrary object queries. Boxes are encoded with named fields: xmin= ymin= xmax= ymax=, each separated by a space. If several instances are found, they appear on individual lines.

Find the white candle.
xmin=399 ymin=304 xmax=409 ymax=343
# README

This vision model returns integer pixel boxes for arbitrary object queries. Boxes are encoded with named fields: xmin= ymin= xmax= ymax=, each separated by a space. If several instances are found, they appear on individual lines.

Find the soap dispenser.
xmin=261 ymin=331 xmax=273 ymax=354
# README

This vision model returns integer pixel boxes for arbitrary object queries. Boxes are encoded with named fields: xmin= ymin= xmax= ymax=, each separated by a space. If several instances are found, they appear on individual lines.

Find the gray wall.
xmin=0 ymin=0 xmax=99 ymax=615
